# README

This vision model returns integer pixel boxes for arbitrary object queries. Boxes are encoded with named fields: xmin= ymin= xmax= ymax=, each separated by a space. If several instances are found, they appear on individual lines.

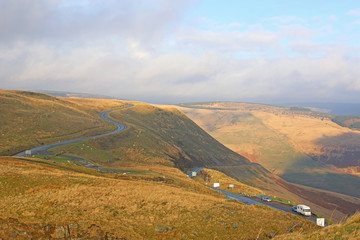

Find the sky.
xmin=1 ymin=0 xmax=360 ymax=104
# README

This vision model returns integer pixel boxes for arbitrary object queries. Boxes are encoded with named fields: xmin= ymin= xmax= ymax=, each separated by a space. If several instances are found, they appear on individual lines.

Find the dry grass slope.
xmin=274 ymin=212 xmax=360 ymax=240
xmin=0 ymin=89 xmax=126 ymax=155
xmin=175 ymin=102 xmax=360 ymax=222
xmin=50 ymin=102 xmax=253 ymax=171
xmin=2 ymin=91 xmax=357 ymax=233
xmin=193 ymin=168 xmax=264 ymax=196
xmin=0 ymin=156 xmax=318 ymax=239
xmin=176 ymin=103 xmax=360 ymax=193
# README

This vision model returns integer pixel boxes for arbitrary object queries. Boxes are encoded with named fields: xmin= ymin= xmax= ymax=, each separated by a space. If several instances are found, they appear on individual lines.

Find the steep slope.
xmin=274 ymin=212 xmax=360 ymax=240
xmin=2 ymin=90 xmax=357 ymax=223
xmin=107 ymin=103 xmax=251 ymax=170
xmin=0 ymin=156 xmax=318 ymax=239
xmin=174 ymin=102 xmax=360 ymax=222
xmin=50 ymin=102 xmax=266 ymax=178
xmin=176 ymin=102 xmax=360 ymax=197
xmin=49 ymin=101 xmax=359 ymax=222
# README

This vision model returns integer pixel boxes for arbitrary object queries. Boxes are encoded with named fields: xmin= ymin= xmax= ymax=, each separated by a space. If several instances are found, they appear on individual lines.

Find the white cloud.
xmin=280 ymin=25 xmax=313 ymax=39
xmin=347 ymin=9 xmax=360 ymax=17
xmin=1 ymin=0 xmax=360 ymax=104
xmin=176 ymin=27 xmax=279 ymax=53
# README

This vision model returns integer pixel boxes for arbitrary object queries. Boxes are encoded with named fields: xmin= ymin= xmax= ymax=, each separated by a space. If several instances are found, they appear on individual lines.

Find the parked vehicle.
xmin=292 ymin=206 xmax=297 ymax=212
xmin=297 ymin=204 xmax=311 ymax=216
xmin=261 ymin=196 xmax=272 ymax=202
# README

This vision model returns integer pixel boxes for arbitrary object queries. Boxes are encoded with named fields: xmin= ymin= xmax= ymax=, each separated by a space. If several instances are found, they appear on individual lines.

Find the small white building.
xmin=213 ymin=183 xmax=220 ymax=188
xmin=316 ymin=218 xmax=325 ymax=227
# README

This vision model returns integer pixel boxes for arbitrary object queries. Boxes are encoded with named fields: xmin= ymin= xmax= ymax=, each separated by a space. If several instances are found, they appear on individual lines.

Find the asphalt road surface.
xmin=13 ymin=104 xmax=133 ymax=172
xmin=188 ymin=168 xmax=321 ymax=225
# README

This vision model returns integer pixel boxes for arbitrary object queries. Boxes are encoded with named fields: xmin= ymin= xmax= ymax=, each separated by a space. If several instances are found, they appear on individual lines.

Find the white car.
xmin=261 ymin=196 xmax=272 ymax=202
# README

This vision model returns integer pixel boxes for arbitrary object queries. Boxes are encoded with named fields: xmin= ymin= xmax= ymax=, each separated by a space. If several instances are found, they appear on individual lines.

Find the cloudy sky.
xmin=1 ymin=0 xmax=360 ymax=103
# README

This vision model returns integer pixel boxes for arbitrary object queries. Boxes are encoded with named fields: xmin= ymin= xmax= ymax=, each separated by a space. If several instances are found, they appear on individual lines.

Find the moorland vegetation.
xmin=1 ymin=90 xmax=359 ymax=239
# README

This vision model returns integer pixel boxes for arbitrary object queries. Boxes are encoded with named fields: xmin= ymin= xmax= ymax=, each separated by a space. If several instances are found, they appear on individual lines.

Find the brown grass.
xmin=175 ymin=103 xmax=360 ymax=223
xmin=0 ymin=156 xmax=318 ymax=239
xmin=193 ymin=168 xmax=264 ymax=196
xmin=176 ymin=102 xmax=360 ymax=172
xmin=274 ymin=212 xmax=360 ymax=240
xmin=0 ymin=89 xmax=127 ymax=155
xmin=252 ymin=110 xmax=350 ymax=156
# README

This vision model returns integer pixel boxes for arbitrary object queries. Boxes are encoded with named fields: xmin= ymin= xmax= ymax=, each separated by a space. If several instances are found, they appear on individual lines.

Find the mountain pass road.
xmin=13 ymin=104 xmax=133 ymax=172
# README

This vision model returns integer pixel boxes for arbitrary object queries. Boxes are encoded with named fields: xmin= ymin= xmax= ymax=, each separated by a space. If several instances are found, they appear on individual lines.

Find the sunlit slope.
xmin=192 ymin=168 xmax=264 ymax=196
xmin=49 ymin=102 xmax=308 ymax=207
xmin=0 ymin=89 xmax=126 ymax=155
xmin=253 ymin=109 xmax=360 ymax=172
xmin=2 ymin=92 xmax=357 ymax=223
xmin=177 ymin=102 xmax=360 ymax=198
xmin=181 ymin=108 xmax=321 ymax=174
xmin=274 ymin=212 xmax=360 ymax=240
xmin=0 ymin=156 xmax=318 ymax=239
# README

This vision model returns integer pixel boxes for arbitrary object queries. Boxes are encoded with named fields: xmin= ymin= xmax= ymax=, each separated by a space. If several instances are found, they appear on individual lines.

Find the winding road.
xmin=14 ymin=104 xmax=133 ymax=171
xmin=188 ymin=168 xmax=321 ymax=225
xmin=12 ymin=104 xmax=323 ymax=225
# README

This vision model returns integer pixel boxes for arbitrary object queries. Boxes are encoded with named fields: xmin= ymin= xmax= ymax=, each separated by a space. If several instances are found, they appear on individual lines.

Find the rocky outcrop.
xmin=0 ymin=218 xmax=126 ymax=240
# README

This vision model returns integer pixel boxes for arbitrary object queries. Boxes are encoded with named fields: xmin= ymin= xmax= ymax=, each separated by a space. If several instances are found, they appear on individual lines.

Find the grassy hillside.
xmin=0 ymin=156 xmax=318 ymax=239
xmin=0 ymin=89 xmax=126 ymax=155
xmin=274 ymin=212 xmax=360 ymax=240
xmin=1 ymin=90 xmax=357 ymax=226
xmin=50 ymin=102 xmax=251 ymax=171
xmin=193 ymin=168 xmax=264 ymax=196
xmin=47 ymin=100 xmax=359 ymax=222
xmin=49 ymin=101 xmax=304 ymax=200
xmin=177 ymin=102 xmax=360 ymax=197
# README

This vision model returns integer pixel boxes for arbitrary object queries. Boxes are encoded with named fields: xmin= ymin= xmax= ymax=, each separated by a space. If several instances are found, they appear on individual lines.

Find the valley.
xmin=174 ymin=102 xmax=360 ymax=220
xmin=176 ymin=102 xmax=360 ymax=191
xmin=1 ymin=90 xmax=359 ymax=239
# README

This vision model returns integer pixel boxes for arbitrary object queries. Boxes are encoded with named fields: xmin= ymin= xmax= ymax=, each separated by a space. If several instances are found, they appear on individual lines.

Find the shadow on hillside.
xmin=315 ymin=132 xmax=360 ymax=169
xmin=280 ymin=170 xmax=360 ymax=198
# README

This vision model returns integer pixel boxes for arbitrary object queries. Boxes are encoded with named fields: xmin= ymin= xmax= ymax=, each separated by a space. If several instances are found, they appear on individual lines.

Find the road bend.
xmin=13 ymin=104 xmax=133 ymax=172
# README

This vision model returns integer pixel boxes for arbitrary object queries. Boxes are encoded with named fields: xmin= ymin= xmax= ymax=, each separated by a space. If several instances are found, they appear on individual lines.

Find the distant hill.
xmin=36 ymin=90 xmax=117 ymax=99
xmin=283 ymin=102 xmax=360 ymax=130
xmin=281 ymin=102 xmax=360 ymax=116
xmin=2 ymin=90 xmax=324 ymax=239
xmin=1 ymin=90 xmax=359 ymax=223
xmin=176 ymin=102 xmax=360 ymax=198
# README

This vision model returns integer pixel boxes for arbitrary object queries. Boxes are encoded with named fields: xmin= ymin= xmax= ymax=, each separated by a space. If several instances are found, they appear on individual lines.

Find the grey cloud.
xmin=2 ymin=42 xmax=360 ymax=104
xmin=280 ymin=25 xmax=312 ymax=39
xmin=176 ymin=28 xmax=279 ymax=53
xmin=1 ymin=1 xmax=360 ymax=104
xmin=0 ymin=0 xmax=194 ymax=46
xmin=289 ymin=40 xmax=325 ymax=56
xmin=174 ymin=74 xmax=209 ymax=84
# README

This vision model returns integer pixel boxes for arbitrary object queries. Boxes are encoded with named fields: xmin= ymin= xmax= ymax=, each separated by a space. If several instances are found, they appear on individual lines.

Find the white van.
xmin=297 ymin=204 xmax=311 ymax=216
